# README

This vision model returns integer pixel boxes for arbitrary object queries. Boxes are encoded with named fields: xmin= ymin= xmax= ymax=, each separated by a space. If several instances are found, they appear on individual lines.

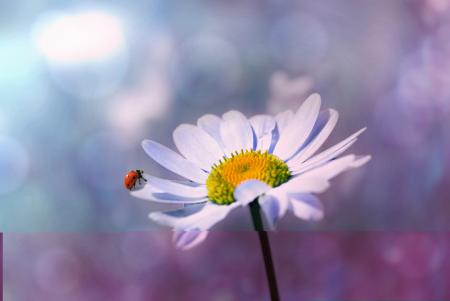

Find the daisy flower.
xmin=131 ymin=93 xmax=370 ymax=250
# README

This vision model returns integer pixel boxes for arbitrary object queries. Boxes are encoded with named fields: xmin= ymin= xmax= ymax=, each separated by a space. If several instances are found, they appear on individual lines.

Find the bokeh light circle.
xmin=32 ymin=9 xmax=129 ymax=100
xmin=32 ymin=10 xmax=126 ymax=65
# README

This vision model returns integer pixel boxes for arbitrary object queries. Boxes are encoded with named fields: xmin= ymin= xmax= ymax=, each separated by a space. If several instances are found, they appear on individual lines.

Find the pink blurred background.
xmin=4 ymin=232 xmax=450 ymax=300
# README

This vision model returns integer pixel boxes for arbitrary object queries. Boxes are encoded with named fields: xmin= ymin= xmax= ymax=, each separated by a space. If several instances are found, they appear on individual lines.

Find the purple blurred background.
xmin=5 ymin=232 xmax=450 ymax=300
xmin=2 ymin=0 xmax=450 ymax=299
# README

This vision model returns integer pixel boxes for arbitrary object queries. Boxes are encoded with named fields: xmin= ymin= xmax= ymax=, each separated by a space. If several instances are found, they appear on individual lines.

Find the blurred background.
xmin=1 ymin=0 xmax=449 ymax=231
xmin=2 ymin=0 xmax=450 ymax=299
xmin=5 ymin=232 xmax=450 ymax=300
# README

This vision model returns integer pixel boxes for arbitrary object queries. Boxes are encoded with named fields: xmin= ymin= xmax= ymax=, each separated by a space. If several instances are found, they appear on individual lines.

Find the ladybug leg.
xmin=140 ymin=174 xmax=147 ymax=184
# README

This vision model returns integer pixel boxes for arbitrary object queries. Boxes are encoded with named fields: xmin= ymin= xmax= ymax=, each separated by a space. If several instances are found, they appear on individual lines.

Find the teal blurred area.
xmin=0 ymin=0 xmax=449 ymax=231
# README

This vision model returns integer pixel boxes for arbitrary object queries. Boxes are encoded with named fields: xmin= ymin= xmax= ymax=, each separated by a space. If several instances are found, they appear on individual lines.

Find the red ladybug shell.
xmin=124 ymin=170 xmax=145 ymax=190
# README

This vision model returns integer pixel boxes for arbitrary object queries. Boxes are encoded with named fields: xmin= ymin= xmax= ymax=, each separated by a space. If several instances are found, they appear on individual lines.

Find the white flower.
xmin=131 ymin=93 xmax=370 ymax=250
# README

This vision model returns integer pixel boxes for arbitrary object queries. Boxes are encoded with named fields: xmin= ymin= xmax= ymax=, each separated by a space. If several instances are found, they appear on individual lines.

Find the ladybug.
xmin=124 ymin=169 xmax=147 ymax=190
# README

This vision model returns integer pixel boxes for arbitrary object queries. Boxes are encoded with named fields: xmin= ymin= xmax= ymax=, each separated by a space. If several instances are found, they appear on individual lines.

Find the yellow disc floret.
xmin=206 ymin=150 xmax=291 ymax=205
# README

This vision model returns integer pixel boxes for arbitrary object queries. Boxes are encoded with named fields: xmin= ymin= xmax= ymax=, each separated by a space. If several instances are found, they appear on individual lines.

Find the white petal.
xmin=289 ymin=193 xmax=324 ymax=221
xmin=142 ymin=140 xmax=208 ymax=183
xmin=271 ymin=176 xmax=330 ymax=195
xmin=273 ymin=93 xmax=322 ymax=160
xmin=264 ymin=176 xmax=329 ymax=219
xmin=173 ymin=124 xmax=223 ymax=171
xmin=349 ymin=155 xmax=371 ymax=168
xmin=259 ymin=135 xmax=274 ymax=153
xmin=151 ymin=193 xmax=207 ymax=203
xmin=220 ymin=110 xmax=254 ymax=155
xmin=275 ymin=110 xmax=294 ymax=134
xmin=259 ymin=195 xmax=280 ymax=230
xmin=131 ymin=183 xmax=208 ymax=204
xmin=299 ymin=155 xmax=357 ymax=180
xmin=250 ymin=115 xmax=276 ymax=152
xmin=197 ymin=114 xmax=224 ymax=148
xmin=287 ymin=109 xmax=338 ymax=165
xmin=145 ymin=175 xmax=207 ymax=198
xmin=250 ymin=115 xmax=276 ymax=136
xmin=289 ymin=128 xmax=366 ymax=174
xmin=149 ymin=203 xmax=205 ymax=227
xmin=173 ymin=230 xmax=209 ymax=250
xmin=149 ymin=202 xmax=238 ymax=230
xmin=264 ymin=188 xmax=289 ymax=218
xmin=233 ymin=180 xmax=272 ymax=206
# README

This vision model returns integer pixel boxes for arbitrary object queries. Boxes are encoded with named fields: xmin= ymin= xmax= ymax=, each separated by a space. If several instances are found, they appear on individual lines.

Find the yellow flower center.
xmin=206 ymin=150 xmax=291 ymax=205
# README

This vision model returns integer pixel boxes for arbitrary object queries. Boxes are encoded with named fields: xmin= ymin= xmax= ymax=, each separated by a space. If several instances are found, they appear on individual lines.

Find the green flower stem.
xmin=249 ymin=200 xmax=280 ymax=301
